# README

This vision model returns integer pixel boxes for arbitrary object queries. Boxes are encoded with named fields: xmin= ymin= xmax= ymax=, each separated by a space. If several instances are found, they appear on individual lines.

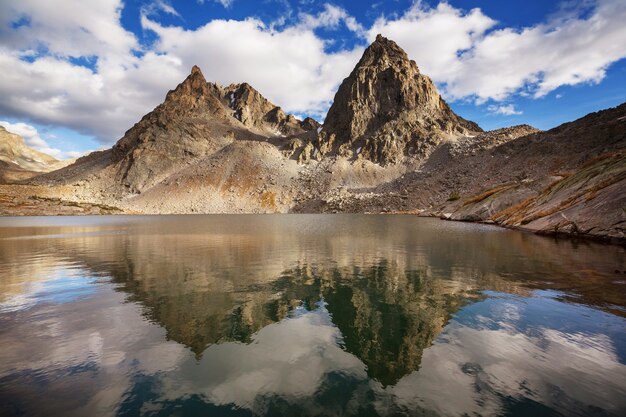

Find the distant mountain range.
xmin=1 ymin=35 xmax=624 ymax=243
xmin=0 ymin=126 xmax=73 ymax=182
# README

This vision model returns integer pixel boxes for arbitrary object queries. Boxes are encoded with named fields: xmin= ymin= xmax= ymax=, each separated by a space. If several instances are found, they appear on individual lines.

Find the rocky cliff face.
xmin=317 ymin=103 xmax=626 ymax=243
xmin=317 ymin=35 xmax=481 ymax=165
xmin=224 ymin=82 xmax=315 ymax=136
xmin=111 ymin=66 xmax=233 ymax=192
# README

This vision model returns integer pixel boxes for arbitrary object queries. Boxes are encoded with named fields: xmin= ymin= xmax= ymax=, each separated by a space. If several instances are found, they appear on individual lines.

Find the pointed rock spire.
xmin=190 ymin=64 xmax=203 ymax=75
xmin=318 ymin=35 xmax=481 ymax=165
xmin=165 ymin=65 xmax=212 ymax=103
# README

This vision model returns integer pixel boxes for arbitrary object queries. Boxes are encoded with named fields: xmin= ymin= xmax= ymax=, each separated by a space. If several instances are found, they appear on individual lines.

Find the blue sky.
xmin=0 ymin=0 xmax=625 ymax=159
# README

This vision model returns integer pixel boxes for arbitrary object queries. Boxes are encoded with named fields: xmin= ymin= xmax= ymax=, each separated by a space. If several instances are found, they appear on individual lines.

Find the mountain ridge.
xmin=0 ymin=126 xmax=74 ymax=182
xmin=3 ymin=35 xmax=624 ymax=243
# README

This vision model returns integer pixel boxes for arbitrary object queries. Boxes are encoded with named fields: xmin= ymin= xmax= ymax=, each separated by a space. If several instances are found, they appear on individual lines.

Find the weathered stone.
xmin=318 ymin=35 xmax=481 ymax=165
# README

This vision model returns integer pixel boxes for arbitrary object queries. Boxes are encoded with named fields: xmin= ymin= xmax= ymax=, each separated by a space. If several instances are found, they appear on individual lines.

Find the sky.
xmin=0 ymin=0 xmax=625 ymax=159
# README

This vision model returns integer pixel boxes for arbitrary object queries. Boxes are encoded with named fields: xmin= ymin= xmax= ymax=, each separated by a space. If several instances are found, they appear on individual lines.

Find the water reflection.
xmin=0 ymin=215 xmax=624 ymax=416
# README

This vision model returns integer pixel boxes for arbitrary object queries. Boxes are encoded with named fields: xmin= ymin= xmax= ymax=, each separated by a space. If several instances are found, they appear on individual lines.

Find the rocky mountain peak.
xmin=317 ymin=35 xmax=481 ymax=165
xmin=361 ymin=34 xmax=413 ymax=68
xmin=106 ymin=66 xmax=318 ymax=192
xmin=162 ymin=65 xmax=224 ymax=114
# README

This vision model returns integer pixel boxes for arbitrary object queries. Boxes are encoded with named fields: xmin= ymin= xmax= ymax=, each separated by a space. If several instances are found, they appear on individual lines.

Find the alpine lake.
xmin=0 ymin=214 xmax=625 ymax=417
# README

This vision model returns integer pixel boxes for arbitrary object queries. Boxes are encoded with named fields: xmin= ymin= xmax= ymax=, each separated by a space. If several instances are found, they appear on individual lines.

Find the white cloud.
xmin=299 ymin=3 xmax=365 ymax=36
xmin=0 ymin=120 xmax=78 ymax=159
xmin=0 ymin=0 xmax=136 ymax=58
xmin=199 ymin=0 xmax=234 ymax=8
xmin=0 ymin=0 xmax=625 ymax=151
xmin=369 ymin=3 xmax=496 ymax=83
xmin=142 ymin=0 xmax=181 ymax=18
xmin=487 ymin=104 xmax=522 ymax=116
xmin=370 ymin=0 xmax=626 ymax=103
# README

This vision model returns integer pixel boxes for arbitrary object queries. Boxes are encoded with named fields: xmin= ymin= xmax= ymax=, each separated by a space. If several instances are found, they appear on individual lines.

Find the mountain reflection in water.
xmin=0 ymin=215 xmax=624 ymax=417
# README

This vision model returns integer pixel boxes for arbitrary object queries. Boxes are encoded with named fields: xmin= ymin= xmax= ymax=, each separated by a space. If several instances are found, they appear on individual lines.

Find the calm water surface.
xmin=0 ymin=215 xmax=625 ymax=417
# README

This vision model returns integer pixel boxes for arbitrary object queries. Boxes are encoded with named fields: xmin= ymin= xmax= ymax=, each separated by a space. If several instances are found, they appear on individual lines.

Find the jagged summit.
xmin=107 ymin=65 xmax=318 ymax=192
xmin=162 ymin=66 xmax=225 ymax=117
xmin=223 ymin=82 xmax=311 ymax=136
xmin=317 ymin=35 xmax=481 ymax=165
xmin=363 ymin=34 xmax=414 ymax=67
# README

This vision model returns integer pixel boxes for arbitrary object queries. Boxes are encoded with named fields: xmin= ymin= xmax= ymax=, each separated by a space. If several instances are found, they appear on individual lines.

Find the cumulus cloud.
xmin=369 ymin=2 xmax=496 ymax=83
xmin=0 ymin=0 xmax=625 ymax=151
xmin=371 ymin=0 xmax=626 ymax=102
xmin=487 ymin=104 xmax=522 ymax=116
xmin=0 ymin=0 xmax=136 ymax=58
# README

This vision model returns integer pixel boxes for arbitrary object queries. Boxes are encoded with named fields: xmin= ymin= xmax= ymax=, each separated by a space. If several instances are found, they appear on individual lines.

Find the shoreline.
xmin=1 ymin=207 xmax=624 ymax=247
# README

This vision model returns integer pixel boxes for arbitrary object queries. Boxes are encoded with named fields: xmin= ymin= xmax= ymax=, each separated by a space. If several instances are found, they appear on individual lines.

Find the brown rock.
xmin=318 ymin=34 xmax=481 ymax=165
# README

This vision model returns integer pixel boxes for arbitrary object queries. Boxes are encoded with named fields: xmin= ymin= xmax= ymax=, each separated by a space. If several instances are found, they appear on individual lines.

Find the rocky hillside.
xmin=321 ymin=103 xmax=626 ymax=243
xmin=33 ymin=65 xmax=321 ymax=200
xmin=13 ymin=35 xmax=626 ymax=243
xmin=0 ymin=126 xmax=71 ymax=182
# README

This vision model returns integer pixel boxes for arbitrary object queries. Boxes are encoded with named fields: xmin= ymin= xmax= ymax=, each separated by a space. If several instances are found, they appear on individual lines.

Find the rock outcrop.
xmin=224 ymin=82 xmax=312 ymax=136
xmin=111 ymin=66 xmax=234 ymax=192
xmin=342 ymin=102 xmax=626 ymax=243
xmin=317 ymin=35 xmax=481 ymax=165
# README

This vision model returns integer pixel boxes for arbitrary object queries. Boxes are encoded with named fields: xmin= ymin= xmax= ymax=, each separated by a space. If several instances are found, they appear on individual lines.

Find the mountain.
xmin=33 ymin=65 xmax=322 ymax=209
xmin=324 ymin=103 xmax=626 ymax=242
xmin=12 ymin=35 xmax=626 ymax=243
xmin=111 ymin=65 xmax=318 ymax=193
xmin=317 ymin=35 xmax=481 ymax=165
xmin=0 ymin=126 xmax=71 ymax=182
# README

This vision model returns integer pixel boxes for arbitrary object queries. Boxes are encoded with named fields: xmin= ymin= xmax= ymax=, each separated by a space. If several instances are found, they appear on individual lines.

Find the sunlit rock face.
xmin=318 ymin=35 xmax=481 ymax=165
xmin=110 ymin=66 xmax=315 ymax=193
xmin=0 ymin=126 xmax=74 ymax=182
